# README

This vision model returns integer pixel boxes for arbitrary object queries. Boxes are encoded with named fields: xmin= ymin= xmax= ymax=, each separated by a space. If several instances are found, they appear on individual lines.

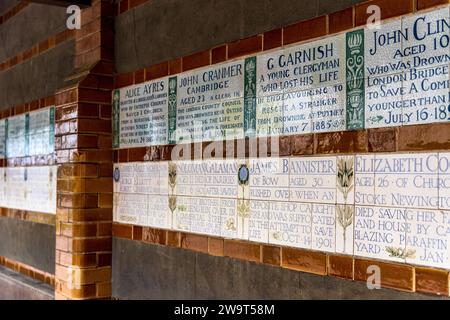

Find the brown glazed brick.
xmin=182 ymin=50 xmax=210 ymax=71
xmin=118 ymin=149 xmax=128 ymax=162
xmin=169 ymin=58 xmax=182 ymax=75
xmin=263 ymin=29 xmax=282 ymax=51
xmin=368 ymin=127 xmax=397 ymax=152
xmin=112 ymin=223 xmax=132 ymax=239
xmin=398 ymin=123 xmax=450 ymax=151
xmin=262 ymin=245 xmax=281 ymax=266
xmin=329 ymin=7 xmax=354 ymax=34
xmin=283 ymin=16 xmax=327 ymax=45
xmin=208 ymin=237 xmax=224 ymax=256
xmin=180 ymin=233 xmax=209 ymax=253
xmin=315 ymin=131 xmax=368 ymax=154
xmin=228 ymin=35 xmax=262 ymax=59
xmin=167 ymin=231 xmax=180 ymax=247
xmin=114 ymin=72 xmax=134 ymax=88
xmin=134 ymin=69 xmax=145 ymax=84
xmin=223 ymin=240 xmax=261 ymax=263
xmin=212 ymin=45 xmax=227 ymax=64
xmin=290 ymin=134 xmax=314 ymax=155
xmin=132 ymin=226 xmax=143 ymax=241
xmin=282 ymin=248 xmax=327 ymax=275
xmin=142 ymin=228 xmax=167 ymax=245
xmin=354 ymin=259 xmax=414 ymax=292
xmin=418 ymin=0 xmax=450 ymax=10
xmin=328 ymin=254 xmax=354 ymax=280
xmin=355 ymin=0 xmax=414 ymax=26
xmin=145 ymin=61 xmax=169 ymax=81
xmin=128 ymin=147 xmax=148 ymax=161
xmin=129 ymin=0 xmax=148 ymax=10
xmin=416 ymin=267 xmax=449 ymax=296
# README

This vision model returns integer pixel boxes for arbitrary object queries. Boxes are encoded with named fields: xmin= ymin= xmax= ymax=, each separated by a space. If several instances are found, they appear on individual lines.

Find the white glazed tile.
xmin=159 ymin=161 xmax=169 ymax=196
xmin=311 ymin=203 xmax=336 ymax=253
xmin=257 ymin=49 xmax=285 ymax=98
xmin=189 ymin=197 xmax=222 ymax=237
xmin=256 ymin=93 xmax=285 ymax=137
xmin=336 ymin=155 xmax=355 ymax=204
xmin=365 ymin=19 xmax=404 ymax=77
xmin=269 ymin=201 xmax=312 ymax=249
xmin=115 ymin=163 xmax=134 ymax=194
xmin=402 ymin=7 xmax=450 ymax=71
xmin=221 ymin=198 xmax=239 ymax=239
xmin=405 ymin=208 xmax=450 ymax=269
xmin=172 ymin=196 xmax=191 ymax=232
xmin=354 ymin=206 xmax=407 ymax=263
xmin=6 ymin=115 xmax=26 ymax=158
xmin=218 ymin=98 xmax=245 ymax=141
xmin=0 ymin=168 xmax=4 ymax=207
xmin=248 ymin=200 xmax=270 ymax=243
xmin=147 ymin=194 xmax=171 ymax=229
xmin=282 ymin=90 xmax=312 ymax=135
xmin=114 ymin=193 xmax=147 ymax=226
xmin=249 ymin=157 xmax=290 ymax=201
xmin=0 ymin=120 xmax=6 ymax=159
xmin=365 ymin=72 xmax=406 ymax=129
xmin=374 ymin=153 xmax=439 ymax=209
xmin=133 ymin=162 xmax=161 ymax=195
xmin=335 ymin=204 xmax=355 ymax=255
xmin=355 ymin=154 xmax=376 ymax=206
xmin=290 ymin=156 xmax=336 ymax=204
xmin=439 ymin=152 xmax=450 ymax=209
xmin=402 ymin=65 xmax=450 ymax=126
xmin=311 ymin=85 xmax=346 ymax=133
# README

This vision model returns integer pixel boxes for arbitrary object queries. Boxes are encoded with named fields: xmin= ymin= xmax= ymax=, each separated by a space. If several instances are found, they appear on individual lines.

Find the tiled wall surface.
xmin=0 ymin=107 xmax=56 ymax=215
xmin=113 ymin=153 xmax=450 ymax=270
xmin=110 ymin=0 xmax=450 ymax=297
xmin=112 ymin=5 xmax=450 ymax=148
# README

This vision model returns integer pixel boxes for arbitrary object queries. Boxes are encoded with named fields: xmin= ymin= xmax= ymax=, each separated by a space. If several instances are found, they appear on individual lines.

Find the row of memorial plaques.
xmin=0 ymin=107 xmax=55 ymax=159
xmin=112 ymin=5 xmax=450 ymax=149
xmin=0 ymin=166 xmax=57 ymax=214
xmin=113 ymin=151 xmax=450 ymax=269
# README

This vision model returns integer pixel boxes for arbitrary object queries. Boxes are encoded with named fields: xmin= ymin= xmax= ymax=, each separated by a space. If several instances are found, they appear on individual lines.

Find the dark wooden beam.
xmin=26 ymin=0 xmax=91 ymax=8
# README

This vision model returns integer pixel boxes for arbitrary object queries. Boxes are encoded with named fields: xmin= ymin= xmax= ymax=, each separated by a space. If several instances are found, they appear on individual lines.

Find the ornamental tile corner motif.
xmin=112 ymin=89 xmax=121 ymax=149
xmin=345 ymin=29 xmax=365 ymax=131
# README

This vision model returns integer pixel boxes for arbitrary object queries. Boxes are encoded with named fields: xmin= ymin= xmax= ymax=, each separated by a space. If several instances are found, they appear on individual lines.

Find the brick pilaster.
xmin=54 ymin=0 xmax=114 ymax=300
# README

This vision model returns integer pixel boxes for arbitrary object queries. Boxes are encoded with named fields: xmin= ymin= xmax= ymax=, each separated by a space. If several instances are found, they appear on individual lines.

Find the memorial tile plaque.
xmin=6 ymin=115 xmax=27 ymax=158
xmin=0 ymin=120 xmax=6 ymax=159
xmin=147 ymin=194 xmax=171 ymax=229
xmin=269 ymin=201 xmax=312 ymax=249
xmin=113 ymin=78 xmax=169 ymax=149
xmin=176 ymin=60 xmax=245 ymax=142
xmin=28 ymin=107 xmax=55 ymax=156
xmin=354 ymin=205 xmax=407 ymax=263
xmin=0 ymin=168 xmax=4 ymax=207
xmin=132 ymin=162 xmax=161 ymax=195
xmin=374 ymin=153 xmax=439 ymax=209
xmin=5 ymin=167 xmax=26 ymax=210
xmin=189 ymin=197 xmax=222 ymax=237
xmin=289 ymin=156 xmax=337 ymax=204
xmin=114 ymin=193 xmax=147 ymax=226
xmin=25 ymin=166 xmax=56 ymax=214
